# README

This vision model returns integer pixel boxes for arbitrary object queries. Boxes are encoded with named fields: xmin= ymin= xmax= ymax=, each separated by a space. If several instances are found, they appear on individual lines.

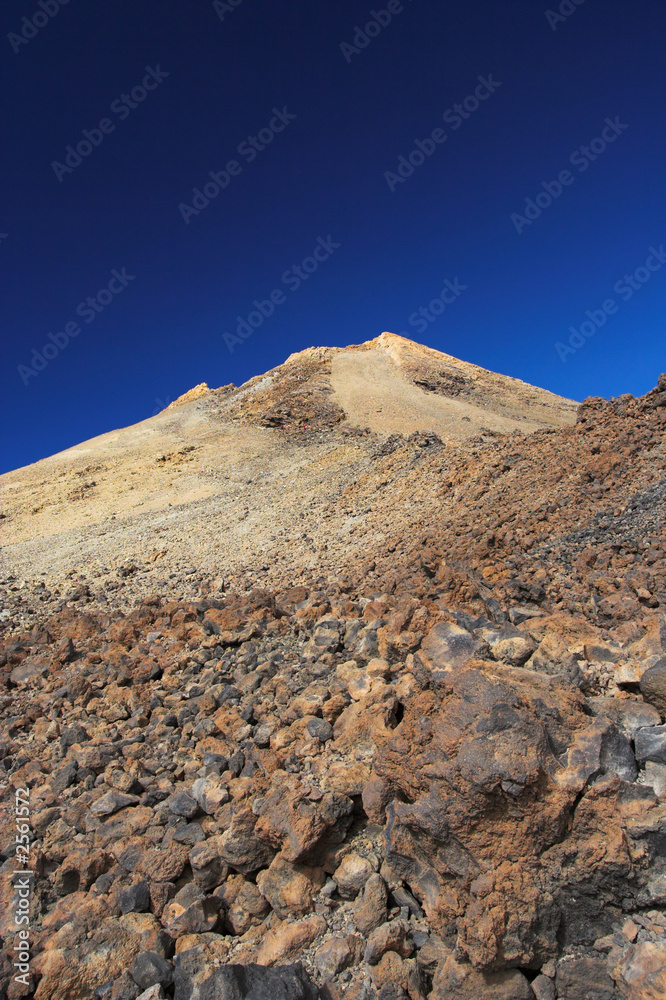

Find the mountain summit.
xmin=1 ymin=333 xmax=577 ymax=590
xmin=167 ymin=330 xmax=578 ymax=437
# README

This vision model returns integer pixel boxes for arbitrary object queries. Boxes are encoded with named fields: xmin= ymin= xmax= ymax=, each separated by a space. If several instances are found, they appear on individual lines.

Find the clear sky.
xmin=1 ymin=0 xmax=664 ymax=473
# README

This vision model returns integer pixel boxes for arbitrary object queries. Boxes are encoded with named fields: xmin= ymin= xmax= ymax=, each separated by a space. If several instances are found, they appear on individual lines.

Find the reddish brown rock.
xmin=375 ymin=663 xmax=662 ymax=970
xmin=255 ymin=915 xmax=327 ymax=966
xmin=612 ymin=939 xmax=666 ymax=1000
xmin=430 ymin=954 xmax=533 ymax=1000
xmin=353 ymin=873 xmax=388 ymax=935
xmin=256 ymin=855 xmax=325 ymax=917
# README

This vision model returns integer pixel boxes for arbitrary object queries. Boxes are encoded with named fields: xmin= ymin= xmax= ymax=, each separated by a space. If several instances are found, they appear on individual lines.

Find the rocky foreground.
xmin=0 ymin=369 xmax=665 ymax=1000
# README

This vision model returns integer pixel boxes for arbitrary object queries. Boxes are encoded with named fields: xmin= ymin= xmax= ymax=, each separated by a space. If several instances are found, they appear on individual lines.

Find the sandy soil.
xmin=330 ymin=348 xmax=547 ymax=438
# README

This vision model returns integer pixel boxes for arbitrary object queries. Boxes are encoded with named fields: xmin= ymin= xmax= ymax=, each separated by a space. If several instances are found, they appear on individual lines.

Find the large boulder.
xmin=373 ymin=663 xmax=666 ymax=971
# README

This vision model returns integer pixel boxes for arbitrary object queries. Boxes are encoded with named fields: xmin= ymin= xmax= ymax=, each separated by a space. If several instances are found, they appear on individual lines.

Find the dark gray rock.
xmin=60 ymin=723 xmax=89 ymax=749
xmin=531 ymin=974 xmax=556 ymax=1000
xmin=93 ymin=871 xmax=115 ymax=894
xmin=172 ymin=823 xmax=206 ymax=845
xmin=378 ymin=987 xmax=408 ymax=1000
xmin=555 ymin=955 xmax=618 ymax=1000
xmin=391 ymin=885 xmax=424 ymax=919
xmin=228 ymin=751 xmax=245 ymax=777
xmin=173 ymin=961 xmax=321 ymax=1000
xmin=306 ymin=718 xmax=333 ymax=742
xmin=91 ymin=789 xmax=141 ymax=816
xmin=635 ymin=725 xmax=666 ymax=765
xmin=168 ymin=790 xmax=199 ymax=819
xmin=51 ymin=761 xmax=78 ymax=794
xmin=588 ymin=697 xmax=662 ymax=738
xmin=108 ymin=970 xmax=140 ymax=999
xmin=202 ymin=751 xmax=229 ymax=773
xmin=599 ymin=724 xmax=637 ymax=782
xmin=640 ymin=657 xmax=666 ymax=717
xmin=131 ymin=951 xmax=173 ymax=991
xmin=119 ymin=881 xmax=151 ymax=914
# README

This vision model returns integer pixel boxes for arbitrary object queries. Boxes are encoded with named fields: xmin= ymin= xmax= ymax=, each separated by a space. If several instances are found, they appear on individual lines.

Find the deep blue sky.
xmin=1 ymin=0 xmax=664 ymax=473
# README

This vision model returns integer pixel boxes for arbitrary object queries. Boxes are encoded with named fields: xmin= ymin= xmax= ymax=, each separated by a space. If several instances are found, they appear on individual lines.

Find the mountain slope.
xmin=1 ymin=333 xmax=577 ymax=596
xmin=0 ymin=342 xmax=665 ymax=1000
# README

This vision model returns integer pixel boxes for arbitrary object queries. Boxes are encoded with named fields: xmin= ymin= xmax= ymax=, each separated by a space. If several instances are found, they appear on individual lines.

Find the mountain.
xmin=0 ymin=337 xmax=665 ymax=1000
xmin=1 ymin=332 xmax=577 ymax=598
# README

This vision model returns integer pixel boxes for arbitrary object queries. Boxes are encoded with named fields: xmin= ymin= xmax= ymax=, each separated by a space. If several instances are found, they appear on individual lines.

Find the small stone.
xmin=599 ymin=724 xmax=637 ymax=782
xmin=622 ymin=919 xmax=639 ymax=942
xmin=90 ymin=789 xmax=140 ymax=816
xmin=419 ymin=621 xmax=484 ymax=673
xmin=136 ymin=988 xmax=166 ymax=1000
xmin=366 ymin=657 xmax=391 ymax=679
xmin=119 ymin=881 xmax=151 ymax=914
xmin=46 ymin=719 xmax=61 ymax=739
xmin=191 ymin=776 xmax=230 ymax=814
xmin=635 ymin=725 xmax=666 ymax=764
xmin=314 ymin=936 xmax=363 ymax=980
xmin=531 ymin=973 xmax=556 ymax=1000
xmin=93 ymin=871 xmax=115 ymax=895
xmin=362 ymin=775 xmax=392 ymax=824
xmin=377 ymin=986 xmax=408 ymax=1000
xmin=172 ymin=822 xmax=206 ymax=845
xmin=202 ymin=751 xmax=229 ymax=773
xmin=333 ymin=852 xmax=375 ymax=899
xmin=364 ymin=919 xmax=413 ymax=965
xmin=225 ymin=878 xmax=271 ymax=933
xmin=131 ymin=951 xmax=173 ymax=991
xmin=109 ymin=970 xmax=140 ymax=999
xmin=372 ymin=952 xmax=409 ymax=993
xmin=346 ymin=670 xmax=373 ymax=701
xmin=163 ymin=884 xmax=219 ymax=937
xmin=306 ymin=717 xmax=334 ymax=742
xmin=172 ymin=961 xmax=321 ymax=999
xmin=256 ymin=855 xmax=325 ymax=918
xmin=353 ymin=873 xmax=388 ymax=934
xmin=189 ymin=837 xmax=229 ymax=891
xmin=253 ymin=725 xmax=273 ymax=747
xmin=167 ymin=789 xmax=199 ymax=818
xmin=255 ymin=914 xmax=327 ymax=966
xmin=51 ymin=761 xmax=78 ymax=794
xmin=556 ymin=955 xmax=616 ymax=1000
xmin=588 ymin=697 xmax=662 ymax=738
xmin=391 ymin=885 xmax=424 ymax=919
xmin=640 ymin=657 xmax=666 ymax=716
xmin=644 ymin=761 xmax=666 ymax=797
